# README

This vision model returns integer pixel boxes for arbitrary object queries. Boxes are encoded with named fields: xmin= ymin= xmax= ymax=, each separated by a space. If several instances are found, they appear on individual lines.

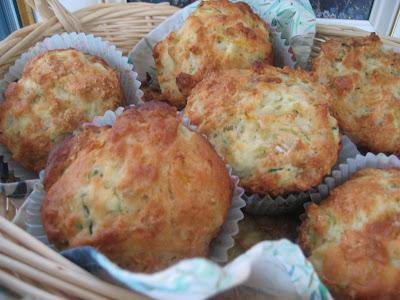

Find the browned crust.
xmin=299 ymin=168 xmax=400 ymax=299
xmin=141 ymin=82 xmax=168 ymax=103
xmin=42 ymin=101 xmax=232 ymax=272
xmin=44 ymin=125 xmax=108 ymax=190
xmin=175 ymin=72 xmax=198 ymax=98
xmin=297 ymin=202 xmax=318 ymax=257
xmin=0 ymin=49 xmax=124 ymax=172
xmin=184 ymin=66 xmax=340 ymax=196
xmin=153 ymin=0 xmax=273 ymax=108
xmin=313 ymin=34 xmax=400 ymax=154
xmin=43 ymin=135 xmax=75 ymax=190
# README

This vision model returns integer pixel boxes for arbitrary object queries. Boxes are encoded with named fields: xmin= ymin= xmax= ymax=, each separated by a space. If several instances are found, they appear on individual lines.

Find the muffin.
xmin=153 ymin=0 xmax=273 ymax=108
xmin=184 ymin=66 xmax=340 ymax=196
xmin=299 ymin=168 xmax=400 ymax=299
xmin=42 ymin=101 xmax=232 ymax=272
xmin=313 ymin=34 xmax=400 ymax=154
xmin=0 ymin=49 xmax=124 ymax=172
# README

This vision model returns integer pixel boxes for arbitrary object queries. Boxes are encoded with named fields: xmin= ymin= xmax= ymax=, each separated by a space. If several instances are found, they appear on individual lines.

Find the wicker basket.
xmin=0 ymin=0 xmax=179 ymax=78
xmin=1 ymin=1 xmax=400 ymax=299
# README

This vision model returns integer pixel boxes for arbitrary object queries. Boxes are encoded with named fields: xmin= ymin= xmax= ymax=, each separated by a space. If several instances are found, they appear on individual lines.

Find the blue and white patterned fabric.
xmin=61 ymin=239 xmax=332 ymax=300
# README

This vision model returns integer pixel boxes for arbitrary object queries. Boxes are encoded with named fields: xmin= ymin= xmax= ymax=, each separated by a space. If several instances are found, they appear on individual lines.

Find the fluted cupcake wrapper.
xmin=15 ymin=107 xmax=245 ymax=264
xmin=309 ymin=153 xmax=400 ymax=204
xmin=0 ymin=32 xmax=143 ymax=181
xmin=245 ymin=135 xmax=360 ymax=215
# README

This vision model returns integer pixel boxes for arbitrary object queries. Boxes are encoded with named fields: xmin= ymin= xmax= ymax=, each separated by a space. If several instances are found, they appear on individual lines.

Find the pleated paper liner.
xmin=245 ymin=135 xmax=360 ymax=215
xmin=17 ymin=107 xmax=246 ymax=264
xmin=310 ymin=153 xmax=400 ymax=204
xmin=0 ymin=32 xmax=143 ymax=181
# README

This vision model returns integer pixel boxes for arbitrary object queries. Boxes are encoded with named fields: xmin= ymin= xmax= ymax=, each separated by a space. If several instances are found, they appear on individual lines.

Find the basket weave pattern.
xmin=0 ymin=0 xmax=178 ymax=78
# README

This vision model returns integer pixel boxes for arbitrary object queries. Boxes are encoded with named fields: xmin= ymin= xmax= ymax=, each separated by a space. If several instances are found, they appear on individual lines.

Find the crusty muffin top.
xmin=299 ymin=168 xmax=400 ymax=299
xmin=42 ymin=101 xmax=232 ymax=272
xmin=0 ymin=49 xmax=123 ymax=172
xmin=313 ymin=34 xmax=400 ymax=154
xmin=184 ymin=66 xmax=340 ymax=196
xmin=153 ymin=0 xmax=272 ymax=108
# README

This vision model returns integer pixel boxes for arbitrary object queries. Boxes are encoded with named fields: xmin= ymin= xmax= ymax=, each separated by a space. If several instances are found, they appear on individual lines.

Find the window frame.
xmin=0 ymin=0 xmax=20 ymax=40
xmin=316 ymin=0 xmax=400 ymax=35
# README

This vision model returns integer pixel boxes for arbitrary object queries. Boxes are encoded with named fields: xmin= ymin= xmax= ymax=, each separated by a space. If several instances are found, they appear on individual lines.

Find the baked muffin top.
xmin=42 ymin=102 xmax=232 ymax=272
xmin=153 ymin=0 xmax=272 ymax=108
xmin=299 ymin=168 xmax=400 ymax=299
xmin=313 ymin=34 xmax=400 ymax=154
xmin=0 ymin=49 xmax=123 ymax=172
xmin=184 ymin=66 xmax=340 ymax=196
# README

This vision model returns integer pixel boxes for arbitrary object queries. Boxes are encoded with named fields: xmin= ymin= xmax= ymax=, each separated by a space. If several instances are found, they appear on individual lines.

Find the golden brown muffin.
xmin=42 ymin=101 xmax=232 ymax=272
xmin=153 ymin=0 xmax=272 ymax=108
xmin=299 ymin=168 xmax=400 ymax=299
xmin=184 ymin=66 xmax=340 ymax=196
xmin=0 ymin=49 xmax=123 ymax=172
xmin=313 ymin=34 xmax=400 ymax=154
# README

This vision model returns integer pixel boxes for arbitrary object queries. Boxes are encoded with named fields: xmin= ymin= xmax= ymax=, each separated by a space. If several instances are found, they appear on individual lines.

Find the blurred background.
xmin=1 ymin=0 xmax=400 ymax=41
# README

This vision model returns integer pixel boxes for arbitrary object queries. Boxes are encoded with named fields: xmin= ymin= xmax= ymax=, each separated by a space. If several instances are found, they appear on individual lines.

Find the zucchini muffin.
xmin=153 ymin=0 xmax=272 ymax=108
xmin=184 ymin=66 xmax=340 ymax=196
xmin=42 ymin=102 xmax=232 ymax=272
xmin=299 ymin=168 xmax=400 ymax=299
xmin=0 ymin=49 xmax=124 ymax=172
xmin=313 ymin=34 xmax=400 ymax=154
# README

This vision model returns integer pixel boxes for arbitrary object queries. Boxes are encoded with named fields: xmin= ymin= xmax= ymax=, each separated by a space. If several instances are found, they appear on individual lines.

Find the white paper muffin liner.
xmin=129 ymin=0 xmax=316 ymax=89
xmin=16 ymin=107 xmax=245 ymax=264
xmin=245 ymin=135 xmax=360 ymax=215
xmin=0 ymin=32 xmax=143 ymax=181
xmin=310 ymin=153 xmax=400 ymax=204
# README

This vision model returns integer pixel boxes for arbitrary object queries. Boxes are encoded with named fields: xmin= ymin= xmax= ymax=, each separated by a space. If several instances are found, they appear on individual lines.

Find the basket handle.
xmin=25 ymin=0 xmax=82 ymax=32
